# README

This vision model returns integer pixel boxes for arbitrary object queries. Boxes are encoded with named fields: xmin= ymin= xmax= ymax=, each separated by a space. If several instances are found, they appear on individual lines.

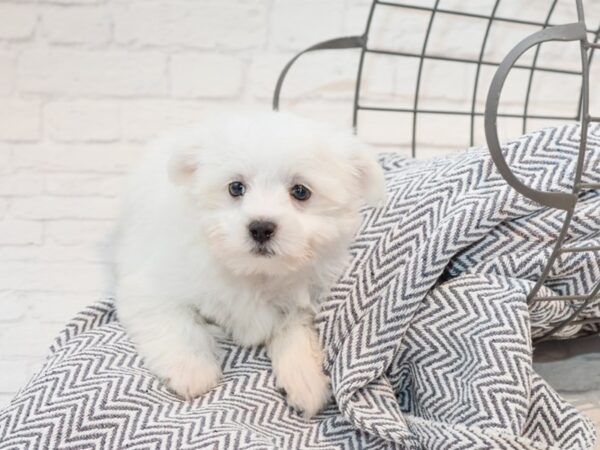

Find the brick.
xmin=249 ymin=52 xmax=361 ymax=100
xmin=0 ymin=242 xmax=112 ymax=264
xmin=45 ymin=101 xmax=120 ymax=142
xmin=356 ymin=107 xmax=412 ymax=147
xmin=11 ymin=196 xmax=119 ymax=220
xmin=0 ymin=359 xmax=36 ymax=392
xmin=0 ymin=292 xmax=28 ymax=322
xmin=0 ymin=173 xmax=45 ymax=196
xmin=0 ymin=245 xmax=42 ymax=262
xmin=367 ymin=6 xmax=432 ymax=55
xmin=0 ymin=394 xmax=15 ymax=408
xmin=18 ymin=49 xmax=168 ymax=96
xmin=0 ymin=322 xmax=64 ymax=357
xmin=26 ymin=291 xmax=97 ymax=323
xmin=41 ymin=0 xmax=105 ymax=4
xmin=0 ymin=51 xmax=15 ymax=95
xmin=285 ymin=101 xmax=354 ymax=129
xmin=0 ymin=199 xmax=8 ymax=219
xmin=113 ymin=1 xmax=267 ymax=49
xmin=249 ymin=53 xmax=313 ymax=100
xmin=171 ymin=54 xmax=244 ymax=99
xmin=0 ymin=262 xmax=110 ymax=292
xmin=0 ymin=4 xmax=37 ymax=40
xmin=42 ymin=0 xmax=104 ymax=3
xmin=0 ymin=100 xmax=41 ymax=141
xmin=528 ymin=71 xmax=581 ymax=111
xmin=12 ymin=143 xmax=144 ymax=174
xmin=271 ymin=0 xmax=344 ymax=51
xmin=120 ymin=100 xmax=233 ymax=141
xmin=42 ymin=6 xmax=111 ymax=45
xmin=343 ymin=4 xmax=371 ymax=34
xmin=360 ymin=53 xmax=398 ymax=98
xmin=0 ymin=147 xmax=11 ymax=175
xmin=45 ymin=220 xmax=114 ymax=246
xmin=0 ymin=220 xmax=43 ymax=245
xmin=45 ymin=173 xmax=125 ymax=197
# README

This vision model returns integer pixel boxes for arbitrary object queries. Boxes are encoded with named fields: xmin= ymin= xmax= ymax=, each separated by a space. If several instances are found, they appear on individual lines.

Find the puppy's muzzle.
xmin=248 ymin=220 xmax=277 ymax=244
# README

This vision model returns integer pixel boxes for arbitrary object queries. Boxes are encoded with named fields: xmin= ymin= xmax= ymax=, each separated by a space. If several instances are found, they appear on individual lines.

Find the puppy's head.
xmin=168 ymin=112 xmax=385 ymax=277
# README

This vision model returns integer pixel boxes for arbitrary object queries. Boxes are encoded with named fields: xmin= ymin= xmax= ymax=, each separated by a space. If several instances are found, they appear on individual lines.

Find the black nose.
xmin=248 ymin=220 xmax=277 ymax=244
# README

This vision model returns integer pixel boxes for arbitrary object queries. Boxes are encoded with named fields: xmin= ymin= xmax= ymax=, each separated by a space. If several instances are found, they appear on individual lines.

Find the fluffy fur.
xmin=114 ymin=112 xmax=385 ymax=417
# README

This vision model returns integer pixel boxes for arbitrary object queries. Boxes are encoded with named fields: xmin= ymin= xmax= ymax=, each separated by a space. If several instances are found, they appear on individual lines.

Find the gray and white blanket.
xmin=1 ymin=124 xmax=599 ymax=449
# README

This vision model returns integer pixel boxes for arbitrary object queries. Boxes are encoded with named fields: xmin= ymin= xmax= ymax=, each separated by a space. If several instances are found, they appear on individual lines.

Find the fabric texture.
xmin=1 ymin=123 xmax=599 ymax=449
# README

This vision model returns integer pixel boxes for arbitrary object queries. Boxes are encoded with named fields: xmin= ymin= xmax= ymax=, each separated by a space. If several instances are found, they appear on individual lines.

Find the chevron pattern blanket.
xmin=1 ymin=124 xmax=599 ymax=449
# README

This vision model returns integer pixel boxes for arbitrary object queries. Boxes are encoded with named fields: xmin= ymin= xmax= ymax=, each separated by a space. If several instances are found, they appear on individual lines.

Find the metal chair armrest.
xmin=272 ymin=35 xmax=365 ymax=111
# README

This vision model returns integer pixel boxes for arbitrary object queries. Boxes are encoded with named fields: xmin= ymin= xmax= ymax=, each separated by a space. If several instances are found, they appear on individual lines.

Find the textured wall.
xmin=0 ymin=0 xmax=598 ymax=406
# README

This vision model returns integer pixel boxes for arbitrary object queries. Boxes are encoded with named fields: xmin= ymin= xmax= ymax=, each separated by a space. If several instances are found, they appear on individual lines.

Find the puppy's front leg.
xmin=269 ymin=309 xmax=331 ymax=418
xmin=117 ymin=283 xmax=221 ymax=400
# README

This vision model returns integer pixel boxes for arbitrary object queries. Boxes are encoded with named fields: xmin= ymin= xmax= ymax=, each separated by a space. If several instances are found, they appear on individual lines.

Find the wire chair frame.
xmin=273 ymin=0 xmax=600 ymax=343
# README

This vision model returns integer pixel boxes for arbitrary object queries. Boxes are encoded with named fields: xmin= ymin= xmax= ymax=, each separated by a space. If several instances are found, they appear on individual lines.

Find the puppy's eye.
xmin=290 ymin=184 xmax=311 ymax=201
xmin=228 ymin=181 xmax=246 ymax=197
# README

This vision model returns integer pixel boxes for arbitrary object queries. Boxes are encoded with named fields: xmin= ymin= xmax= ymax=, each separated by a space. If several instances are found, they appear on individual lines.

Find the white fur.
xmin=114 ymin=112 xmax=385 ymax=417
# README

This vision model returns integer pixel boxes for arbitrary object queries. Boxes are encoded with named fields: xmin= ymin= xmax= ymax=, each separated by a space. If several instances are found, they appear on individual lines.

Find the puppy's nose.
xmin=248 ymin=220 xmax=277 ymax=244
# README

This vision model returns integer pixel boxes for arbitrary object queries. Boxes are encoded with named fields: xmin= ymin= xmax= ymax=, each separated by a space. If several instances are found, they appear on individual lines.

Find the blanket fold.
xmin=1 ymin=124 xmax=598 ymax=449
xmin=318 ymin=124 xmax=599 ymax=447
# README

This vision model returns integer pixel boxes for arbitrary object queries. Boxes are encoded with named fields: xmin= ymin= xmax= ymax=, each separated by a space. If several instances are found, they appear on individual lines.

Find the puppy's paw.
xmin=160 ymin=355 xmax=222 ymax=400
xmin=276 ymin=355 xmax=331 ymax=418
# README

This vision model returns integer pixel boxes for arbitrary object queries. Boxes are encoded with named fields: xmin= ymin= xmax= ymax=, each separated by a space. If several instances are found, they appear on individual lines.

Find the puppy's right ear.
xmin=168 ymin=146 xmax=200 ymax=185
xmin=329 ymin=131 xmax=386 ymax=208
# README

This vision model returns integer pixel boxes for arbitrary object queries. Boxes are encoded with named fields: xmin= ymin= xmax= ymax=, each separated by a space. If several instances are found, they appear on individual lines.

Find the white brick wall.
xmin=0 ymin=100 xmax=41 ymax=141
xmin=41 ymin=6 xmax=112 ymax=45
xmin=0 ymin=0 xmax=598 ymax=419
xmin=0 ymin=4 xmax=37 ymax=40
xmin=18 ymin=48 xmax=169 ymax=96
xmin=171 ymin=54 xmax=245 ymax=98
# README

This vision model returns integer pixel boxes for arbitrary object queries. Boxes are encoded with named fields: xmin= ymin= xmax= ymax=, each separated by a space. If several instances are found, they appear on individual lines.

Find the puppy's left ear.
xmin=333 ymin=133 xmax=386 ymax=207
xmin=168 ymin=145 xmax=201 ymax=186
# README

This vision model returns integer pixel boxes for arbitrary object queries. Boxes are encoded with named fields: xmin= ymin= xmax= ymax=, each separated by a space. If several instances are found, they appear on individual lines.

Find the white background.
xmin=0 ymin=0 xmax=599 ymax=431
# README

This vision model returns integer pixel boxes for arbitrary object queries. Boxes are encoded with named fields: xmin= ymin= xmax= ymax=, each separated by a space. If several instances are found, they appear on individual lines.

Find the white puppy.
xmin=114 ymin=112 xmax=385 ymax=417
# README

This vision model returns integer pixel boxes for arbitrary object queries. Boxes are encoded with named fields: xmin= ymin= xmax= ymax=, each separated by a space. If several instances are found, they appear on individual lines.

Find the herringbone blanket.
xmin=1 ymin=124 xmax=599 ymax=449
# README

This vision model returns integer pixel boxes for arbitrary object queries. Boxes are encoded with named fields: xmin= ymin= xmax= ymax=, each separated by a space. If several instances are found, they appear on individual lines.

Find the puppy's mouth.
xmin=251 ymin=245 xmax=275 ymax=257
